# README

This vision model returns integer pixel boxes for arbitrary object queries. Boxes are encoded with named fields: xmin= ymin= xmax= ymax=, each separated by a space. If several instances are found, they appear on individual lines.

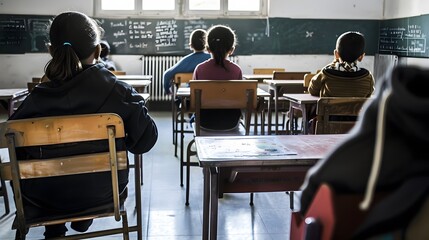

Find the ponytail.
xmin=45 ymin=43 xmax=82 ymax=83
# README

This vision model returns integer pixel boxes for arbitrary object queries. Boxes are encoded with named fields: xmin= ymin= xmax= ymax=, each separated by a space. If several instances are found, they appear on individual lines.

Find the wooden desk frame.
xmin=196 ymin=134 xmax=346 ymax=240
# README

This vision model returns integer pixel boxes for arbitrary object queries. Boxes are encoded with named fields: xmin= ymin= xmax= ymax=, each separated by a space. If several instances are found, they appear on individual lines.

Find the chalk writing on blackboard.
xmin=155 ymin=20 xmax=178 ymax=50
xmin=28 ymin=18 xmax=50 ymax=51
xmin=379 ymin=24 xmax=427 ymax=55
xmin=0 ymin=18 xmax=27 ymax=50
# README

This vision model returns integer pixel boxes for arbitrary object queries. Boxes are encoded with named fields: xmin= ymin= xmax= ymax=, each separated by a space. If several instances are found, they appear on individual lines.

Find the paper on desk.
xmin=197 ymin=138 xmax=297 ymax=159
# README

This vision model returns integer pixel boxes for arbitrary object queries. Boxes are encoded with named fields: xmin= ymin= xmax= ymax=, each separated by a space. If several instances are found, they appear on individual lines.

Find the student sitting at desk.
xmin=306 ymin=31 xmax=375 ymax=133
xmin=9 ymin=11 xmax=158 ymax=238
xmin=308 ymin=31 xmax=375 ymax=98
xmin=300 ymin=66 xmax=429 ymax=239
xmin=163 ymin=29 xmax=210 ymax=95
xmin=193 ymin=24 xmax=243 ymax=130
xmin=99 ymin=40 xmax=117 ymax=71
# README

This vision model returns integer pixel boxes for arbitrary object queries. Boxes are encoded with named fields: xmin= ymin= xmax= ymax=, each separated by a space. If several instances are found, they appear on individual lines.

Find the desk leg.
xmin=274 ymin=87 xmax=279 ymax=135
xmin=202 ymin=167 xmax=210 ymax=240
xmin=302 ymin=104 xmax=309 ymax=135
xmin=209 ymin=167 xmax=218 ymax=240
xmin=267 ymin=89 xmax=274 ymax=135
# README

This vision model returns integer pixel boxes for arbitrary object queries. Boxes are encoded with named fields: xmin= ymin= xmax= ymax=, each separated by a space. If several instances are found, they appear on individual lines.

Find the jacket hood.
xmin=29 ymin=64 xmax=116 ymax=116
xmin=387 ymin=65 xmax=429 ymax=144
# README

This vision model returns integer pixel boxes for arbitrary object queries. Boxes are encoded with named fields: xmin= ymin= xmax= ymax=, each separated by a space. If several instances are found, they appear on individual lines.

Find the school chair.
xmin=272 ymin=71 xmax=310 ymax=134
xmin=303 ymin=73 xmax=316 ymax=91
xmin=290 ymin=183 xmax=389 ymax=240
xmin=185 ymin=80 xmax=258 ymax=206
xmin=0 ymin=113 xmax=143 ymax=240
xmin=314 ymin=97 xmax=369 ymax=134
xmin=172 ymin=73 xmax=194 ymax=162
xmin=253 ymin=68 xmax=285 ymax=75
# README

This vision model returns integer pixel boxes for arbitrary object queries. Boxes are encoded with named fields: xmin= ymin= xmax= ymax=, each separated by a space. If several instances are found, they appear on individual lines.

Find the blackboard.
xmin=379 ymin=15 xmax=429 ymax=57
xmin=0 ymin=14 xmax=51 ymax=53
xmin=0 ymin=14 xmax=380 ymax=56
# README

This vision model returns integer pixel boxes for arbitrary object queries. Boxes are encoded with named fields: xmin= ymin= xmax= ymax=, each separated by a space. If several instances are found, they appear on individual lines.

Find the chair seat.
xmin=193 ymin=122 xmax=248 ymax=136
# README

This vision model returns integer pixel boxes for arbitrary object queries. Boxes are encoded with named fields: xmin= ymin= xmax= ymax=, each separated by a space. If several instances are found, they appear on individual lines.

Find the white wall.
xmin=0 ymin=0 xmax=387 ymax=88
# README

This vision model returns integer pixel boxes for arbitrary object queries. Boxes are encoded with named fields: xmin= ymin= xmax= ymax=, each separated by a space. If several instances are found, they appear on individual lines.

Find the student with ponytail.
xmin=193 ymin=24 xmax=243 ymax=130
xmin=9 ymin=11 xmax=158 ymax=238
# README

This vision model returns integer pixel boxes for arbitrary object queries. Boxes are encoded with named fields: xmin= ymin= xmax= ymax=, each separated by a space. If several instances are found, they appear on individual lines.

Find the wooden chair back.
xmin=253 ymin=68 xmax=285 ymax=74
xmin=304 ymin=73 xmax=316 ymax=88
xmin=174 ymin=73 xmax=194 ymax=86
xmin=290 ymin=184 xmax=388 ymax=240
xmin=315 ymin=97 xmax=369 ymax=134
xmin=272 ymin=71 xmax=311 ymax=80
xmin=110 ymin=70 xmax=126 ymax=75
xmin=0 ymin=113 xmax=139 ymax=239
xmin=189 ymin=80 xmax=258 ymax=136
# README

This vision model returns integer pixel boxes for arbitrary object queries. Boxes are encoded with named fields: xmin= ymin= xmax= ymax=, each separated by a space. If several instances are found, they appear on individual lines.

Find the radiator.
xmin=141 ymin=55 xmax=239 ymax=101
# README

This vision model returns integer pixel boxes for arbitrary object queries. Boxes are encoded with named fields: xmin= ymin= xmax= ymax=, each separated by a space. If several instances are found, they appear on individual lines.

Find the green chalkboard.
xmin=379 ymin=15 xmax=429 ymax=57
xmin=0 ymin=14 xmax=380 ymax=56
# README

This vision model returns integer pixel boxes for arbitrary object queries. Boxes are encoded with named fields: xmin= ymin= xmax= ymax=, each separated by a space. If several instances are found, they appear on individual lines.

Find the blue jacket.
xmin=163 ymin=51 xmax=210 ymax=94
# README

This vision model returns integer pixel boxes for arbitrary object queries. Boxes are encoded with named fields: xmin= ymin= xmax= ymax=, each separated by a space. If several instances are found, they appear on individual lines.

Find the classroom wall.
xmin=1 ymin=0 xmax=426 ymax=89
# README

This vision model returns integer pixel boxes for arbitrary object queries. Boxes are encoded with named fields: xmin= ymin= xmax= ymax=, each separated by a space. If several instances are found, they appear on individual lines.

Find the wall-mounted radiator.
xmin=141 ymin=55 xmax=239 ymax=102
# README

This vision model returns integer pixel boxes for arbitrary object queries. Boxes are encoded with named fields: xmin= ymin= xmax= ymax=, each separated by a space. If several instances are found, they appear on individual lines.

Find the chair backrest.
xmin=110 ymin=70 xmax=126 ymax=75
xmin=290 ymin=183 xmax=388 ymax=240
xmin=272 ymin=71 xmax=311 ymax=80
xmin=189 ymin=80 xmax=258 ymax=135
xmin=303 ymin=73 xmax=316 ymax=88
xmin=315 ymin=97 xmax=369 ymax=134
xmin=0 ymin=113 xmax=127 ymax=233
xmin=174 ymin=73 xmax=194 ymax=86
xmin=253 ymin=68 xmax=285 ymax=74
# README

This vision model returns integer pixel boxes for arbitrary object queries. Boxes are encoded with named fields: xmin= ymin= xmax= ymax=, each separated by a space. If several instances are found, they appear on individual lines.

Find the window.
xmin=95 ymin=0 xmax=267 ymax=17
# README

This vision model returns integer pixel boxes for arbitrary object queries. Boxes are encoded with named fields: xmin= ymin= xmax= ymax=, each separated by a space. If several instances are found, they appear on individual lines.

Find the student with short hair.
xmin=99 ymin=40 xmax=117 ymax=71
xmin=9 ymin=11 xmax=158 ymax=238
xmin=308 ymin=31 xmax=375 ymax=97
xmin=163 ymin=29 xmax=210 ymax=95
xmin=193 ymin=24 xmax=243 ymax=130
xmin=306 ymin=31 xmax=375 ymax=133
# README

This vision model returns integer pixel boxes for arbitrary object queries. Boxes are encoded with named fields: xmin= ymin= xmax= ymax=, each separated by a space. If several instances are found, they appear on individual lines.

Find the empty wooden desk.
xmin=282 ymin=93 xmax=319 ymax=135
xmin=243 ymin=74 xmax=272 ymax=83
xmin=0 ymin=88 xmax=29 ymax=117
xmin=116 ymin=75 xmax=152 ymax=93
xmin=263 ymin=79 xmax=305 ymax=135
xmin=196 ymin=134 xmax=346 ymax=240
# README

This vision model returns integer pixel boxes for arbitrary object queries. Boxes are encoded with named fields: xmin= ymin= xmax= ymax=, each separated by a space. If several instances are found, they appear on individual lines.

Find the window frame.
xmin=94 ymin=0 xmax=267 ymax=18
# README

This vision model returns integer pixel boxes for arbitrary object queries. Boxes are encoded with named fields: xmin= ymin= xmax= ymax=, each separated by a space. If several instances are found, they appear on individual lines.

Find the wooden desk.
xmin=195 ymin=134 xmax=346 ymax=240
xmin=263 ymin=80 xmax=305 ymax=135
xmin=243 ymin=74 xmax=272 ymax=82
xmin=283 ymin=93 xmax=319 ymax=135
xmin=119 ymin=80 xmax=151 ymax=93
xmin=0 ymin=88 xmax=29 ymax=117
xmin=115 ymin=75 xmax=152 ymax=81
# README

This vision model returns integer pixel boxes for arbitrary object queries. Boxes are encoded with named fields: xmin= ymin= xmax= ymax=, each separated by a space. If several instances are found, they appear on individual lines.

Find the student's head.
xmin=189 ymin=29 xmax=206 ymax=52
xmin=100 ymin=40 xmax=111 ymax=59
xmin=45 ymin=11 xmax=103 ymax=83
xmin=206 ymin=25 xmax=237 ymax=69
xmin=335 ymin=31 xmax=365 ymax=63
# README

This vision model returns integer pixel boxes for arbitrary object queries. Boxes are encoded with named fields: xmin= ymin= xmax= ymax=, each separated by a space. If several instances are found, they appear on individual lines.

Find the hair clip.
xmin=63 ymin=42 xmax=72 ymax=46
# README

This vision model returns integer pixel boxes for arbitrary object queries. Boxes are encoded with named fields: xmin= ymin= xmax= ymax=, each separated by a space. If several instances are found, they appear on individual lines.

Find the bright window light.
xmin=228 ymin=0 xmax=260 ymax=11
xmin=189 ymin=0 xmax=220 ymax=10
xmin=101 ymin=0 xmax=134 ymax=10
xmin=143 ymin=0 xmax=175 ymax=10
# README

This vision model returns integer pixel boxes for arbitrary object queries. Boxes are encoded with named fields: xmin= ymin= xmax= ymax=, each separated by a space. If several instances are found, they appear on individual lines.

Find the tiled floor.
xmin=0 ymin=111 xmax=297 ymax=239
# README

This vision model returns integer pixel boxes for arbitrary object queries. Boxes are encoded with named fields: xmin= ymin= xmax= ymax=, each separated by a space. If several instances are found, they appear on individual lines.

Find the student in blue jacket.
xmin=9 ymin=11 xmax=158 ymax=238
xmin=163 ymin=29 xmax=210 ymax=95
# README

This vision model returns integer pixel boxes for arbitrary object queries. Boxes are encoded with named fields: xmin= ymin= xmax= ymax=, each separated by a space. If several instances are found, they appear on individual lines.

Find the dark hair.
xmin=206 ymin=25 xmax=237 ymax=70
xmin=100 ymin=40 xmax=110 ymax=59
xmin=45 ymin=11 xmax=103 ymax=83
xmin=190 ymin=29 xmax=206 ymax=51
xmin=336 ymin=31 xmax=365 ymax=63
